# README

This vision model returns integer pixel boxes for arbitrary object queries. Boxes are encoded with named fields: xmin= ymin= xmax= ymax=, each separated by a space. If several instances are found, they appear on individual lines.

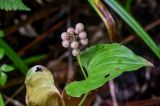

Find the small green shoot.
xmin=0 ymin=64 xmax=14 ymax=86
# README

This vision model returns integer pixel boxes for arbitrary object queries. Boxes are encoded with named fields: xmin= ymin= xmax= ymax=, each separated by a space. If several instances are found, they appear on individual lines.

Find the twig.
xmin=5 ymin=85 xmax=25 ymax=105
xmin=120 ymin=96 xmax=160 ymax=106
xmin=121 ymin=19 xmax=160 ymax=44
xmin=1 ymin=77 xmax=24 ymax=89
xmin=3 ymin=95 xmax=25 ymax=106
xmin=4 ymin=7 xmax=59 ymax=36
xmin=109 ymin=80 xmax=118 ymax=106
xmin=18 ymin=21 xmax=65 ymax=55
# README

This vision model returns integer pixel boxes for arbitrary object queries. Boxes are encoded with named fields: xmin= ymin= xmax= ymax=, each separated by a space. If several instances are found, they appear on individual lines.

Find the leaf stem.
xmin=77 ymin=54 xmax=88 ymax=106
xmin=78 ymin=93 xmax=89 ymax=106
xmin=77 ymin=54 xmax=87 ymax=79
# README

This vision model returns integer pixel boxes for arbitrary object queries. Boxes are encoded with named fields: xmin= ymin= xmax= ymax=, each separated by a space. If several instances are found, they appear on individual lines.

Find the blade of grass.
xmin=104 ymin=0 xmax=160 ymax=59
xmin=0 ymin=30 xmax=4 ymax=38
xmin=0 ymin=94 xmax=4 ymax=106
xmin=125 ymin=0 xmax=133 ymax=13
xmin=24 ymin=54 xmax=47 ymax=65
xmin=0 ymin=38 xmax=29 ymax=74
xmin=10 ymin=54 xmax=47 ymax=69
xmin=88 ymin=0 xmax=160 ymax=59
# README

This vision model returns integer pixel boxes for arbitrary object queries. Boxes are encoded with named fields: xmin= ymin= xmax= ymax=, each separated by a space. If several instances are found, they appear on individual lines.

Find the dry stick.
xmin=3 ymin=95 xmax=25 ymax=106
xmin=5 ymin=85 xmax=25 ymax=105
xmin=4 ymin=7 xmax=59 ymax=36
xmin=18 ymin=21 xmax=65 ymax=55
xmin=109 ymin=80 xmax=118 ymax=106
xmin=120 ymin=96 xmax=160 ymax=106
xmin=121 ymin=19 xmax=160 ymax=44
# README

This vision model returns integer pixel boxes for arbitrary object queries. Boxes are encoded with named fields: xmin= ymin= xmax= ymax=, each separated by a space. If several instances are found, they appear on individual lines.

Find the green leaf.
xmin=0 ymin=30 xmax=4 ymax=38
xmin=0 ymin=0 xmax=30 ymax=11
xmin=0 ymin=72 xmax=7 ymax=86
xmin=102 ymin=0 xmax=160 ymax=59
xmin=1 ymin=64 xmax=14 ymax=72
xmin=0 ymin=94 xmax=5 ymax=106
xmin=0 ymin=49 xmax=4 ymax=60
xmin=66 ymin=43 xmax=153 ymax=97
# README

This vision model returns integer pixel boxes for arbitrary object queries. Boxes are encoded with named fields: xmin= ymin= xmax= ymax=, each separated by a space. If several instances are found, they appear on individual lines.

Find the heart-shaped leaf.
xmin=66 ymin=43 xmax=153 ymax=97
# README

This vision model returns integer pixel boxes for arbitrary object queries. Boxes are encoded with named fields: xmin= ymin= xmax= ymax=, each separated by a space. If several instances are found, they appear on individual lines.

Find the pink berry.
xmin=62 ymin=40 xmax=70 ymax=48
xmin=80 ymin=39 xmax=88 ymax=45
xmin=72 ymin=49 xmax=79 ymax=56
xmin=75 ymin=23 xmax=84 ymax=32
xmin=61 ymin=32 xmax=68 ymax=40
xmin=79 ymin=31 xmax=87 ymax=39
xmin=67 ymin=27 xmax=75 ymax=35
xmin=71 ymin=41 xmax=79 ymax=49
xmin=75 ymin=29 xmax=79 ymax=34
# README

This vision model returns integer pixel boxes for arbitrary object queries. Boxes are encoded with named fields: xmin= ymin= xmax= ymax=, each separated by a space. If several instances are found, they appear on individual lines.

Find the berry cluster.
xmin=61 ymin=23 xmax=88 ymax=56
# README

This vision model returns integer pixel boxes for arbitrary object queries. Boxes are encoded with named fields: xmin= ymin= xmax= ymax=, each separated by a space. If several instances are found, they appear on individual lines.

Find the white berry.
xmin=80 ymin=39 xmax=88 ymax=45
xmin=67 ymin=27 xmax=75 ymax=35
xmin=61 ymin=32 xmax=68 ymax=40
xmin=79 ymin=31 xmax=87 ymax=39
xmin=72 ymin=49 xmax=79 ymax=56
xmin=75 ymin=23 xmax=84 ymax=33
xmin=62 ymin=40 xmax=70 ymax=48
xmin=71 ymin=41 xmax=79 ymax=49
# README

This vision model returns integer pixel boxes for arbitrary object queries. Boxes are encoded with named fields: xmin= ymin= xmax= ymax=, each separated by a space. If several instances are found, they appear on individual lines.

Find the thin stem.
xmin=77 ymin=54 xmax=87 ymax=79
xmin=109 ymin=80 xmax=118 ymax=106
xmin=78 ymin=93 xmax=89 ymax=106
xmin=77 ymin=54 xmax=88 ymax=106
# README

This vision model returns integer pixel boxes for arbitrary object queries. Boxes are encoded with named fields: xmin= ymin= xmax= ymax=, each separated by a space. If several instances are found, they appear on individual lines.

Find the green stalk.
xmin=78 ymin=93 xmax=89 ymax=106
xmin=77 ymin=55 xmax=87 ymax=79
xmin=77 ymin=54 xmax=88 ymax=106
xmin=0 ymin=94 xmax=4 ymax=106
